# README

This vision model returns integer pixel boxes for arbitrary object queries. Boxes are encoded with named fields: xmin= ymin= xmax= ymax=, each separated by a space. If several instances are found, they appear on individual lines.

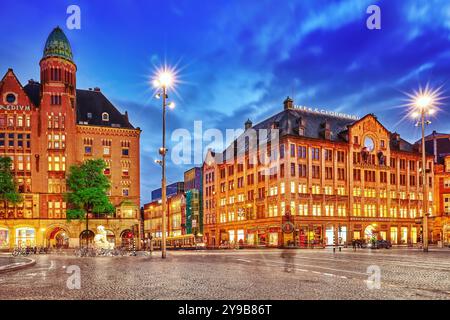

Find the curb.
xmin=0 ymin=257 xmax=36 ymax=274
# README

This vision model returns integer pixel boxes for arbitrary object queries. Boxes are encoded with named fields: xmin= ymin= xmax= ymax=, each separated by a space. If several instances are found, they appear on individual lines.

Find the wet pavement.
xmin=0 ymin=248 xmax=449 ymax=300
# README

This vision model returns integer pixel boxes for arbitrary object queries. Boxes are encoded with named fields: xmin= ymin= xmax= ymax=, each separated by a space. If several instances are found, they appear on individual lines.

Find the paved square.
xmin=1 ymin=248 xmax=449 ymax=300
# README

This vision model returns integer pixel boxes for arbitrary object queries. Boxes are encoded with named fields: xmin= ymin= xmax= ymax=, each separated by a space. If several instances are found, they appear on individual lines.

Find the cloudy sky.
xmin=1 ymin=0 xmax=449 ymax=204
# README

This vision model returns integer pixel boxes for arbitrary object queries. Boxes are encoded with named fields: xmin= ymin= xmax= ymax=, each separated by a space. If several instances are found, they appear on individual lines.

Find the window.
xmin=312 ymin=165 xmax=320 ymax=179
xmin=353 ymin=169 xmax=361 ymax=181
xmin=325 ymin=149 xmax=333 ymax=161
xmin=337 ymin=151 xmax=345 ymax=163
xmin=85 ymin=146 xmax=92 ymax=155
xmin=122 ymin=188 xmax=129 ymax=196
xmin=444 ymin=195 xmax=450 ymax=214
xmin=122 ymin=148 xmax=129 ymax=156
xmin=298 ymin=164 xmax=307 ymax=177
xmin=6 ymin=93 xmax=16 ymax=104
xmin=311 ymin=148 xmax=320 ymax=160
xmin=325 ymin=167 xmax=333 ymax=180
xmin=290 ymin=144 xmax=295 ymax=157
xmin=298 ymin=203 xmax=308 ymax=216
xmin=353 ymin=203 xmax=361 ymax=216
xmin=102 ymin=112 xmax=109 ymax=121
xmin=87 ymin=113 xmax=92 ymax=119
xmin=290 ymin=163 xmax=296 ymax=177
xmin=279 ymin=144 xmax=285 ymax=159
xmin=298 ymin=146 xmax=307 ymax=159
xmin=338 ymin=168 xmax=345 ymax=180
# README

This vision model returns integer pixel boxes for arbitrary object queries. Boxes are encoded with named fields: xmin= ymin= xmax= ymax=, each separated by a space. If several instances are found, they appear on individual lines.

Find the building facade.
xmin=0 ymin=27 xmax=140 ymax=250
xmin=202 ymin=98 xmax=434 ymax=248
xmin=184 ymin=167 xmax=203 ymax=235
xmin=143 ymin=191 xmax=186 ymax=242
xmin=425 ymin=131 xmax=450 ymax=245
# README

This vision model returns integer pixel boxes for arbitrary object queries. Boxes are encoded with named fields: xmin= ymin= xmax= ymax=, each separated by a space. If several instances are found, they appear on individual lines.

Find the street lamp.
xmin=153 ymin=67 xmax=176 ymax=259
xmin=408 ymin=85 xmax=443 ymax=252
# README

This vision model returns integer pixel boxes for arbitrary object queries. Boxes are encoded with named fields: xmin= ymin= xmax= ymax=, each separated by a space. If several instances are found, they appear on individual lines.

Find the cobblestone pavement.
xmin=0 ymin=248 xmax=449 ymax=300
xmin=0 ymin=256 xmax=29 ymax=267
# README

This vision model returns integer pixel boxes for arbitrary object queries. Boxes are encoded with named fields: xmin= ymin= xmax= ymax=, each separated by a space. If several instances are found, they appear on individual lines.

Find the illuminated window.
xmin=312 ymin=185 xmax=321 ymax=194
xmin=312 ymin=204 xmax=321 ymax=216
xmin=353 ymin=187 xmax=361 ymax=196
xmin=102 ymin=112 xmax=109 ymax=121
xmin=337 ymin=205 xmax=347 ymax=217
xmin=298 ymin=183 xmax=307 ymax=194
xmin=324 ymin=186 xmax=333 ymax=195
xmin=353 ymin=203 xmax=361 ymax=216
xmin=298 ymin=203 xmax=308 ymax=216
xmin=325 ymin=204 xmax=334 ymax=216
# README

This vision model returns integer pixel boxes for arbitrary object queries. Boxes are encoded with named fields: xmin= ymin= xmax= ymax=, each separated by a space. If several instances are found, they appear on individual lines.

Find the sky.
xmin=1 ymin=0 xmax=450 ymax=205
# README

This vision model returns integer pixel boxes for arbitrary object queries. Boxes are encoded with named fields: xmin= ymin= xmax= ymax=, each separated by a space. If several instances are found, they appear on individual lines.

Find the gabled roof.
xmin=219 ymin=107 xmax=357 ymax=162
xmin=76 ymin=89 xmax=134 ymax=129
xmin=21 ymin=81 xmax=134 ymax=129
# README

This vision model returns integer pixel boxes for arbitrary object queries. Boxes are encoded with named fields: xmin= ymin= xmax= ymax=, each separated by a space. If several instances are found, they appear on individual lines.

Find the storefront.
xmin=337 ymin=225 xmax=347 ymax=245
xmin=0 ymin=228 xmax=9 ymax=249
xmin=267 ymin=227 xmax=280 ymax=247
xmin=16 ymin=227 xmax=36 ymax=247
xmin=247 ymin=229 xmax=256 ymax=246
xmin=390 ymin=227 xmax=398 ymax=244
xmin=297 ymin=225 xmax=323 ymax=247
xmin=325 ymin=225 xmax=334 ymax=246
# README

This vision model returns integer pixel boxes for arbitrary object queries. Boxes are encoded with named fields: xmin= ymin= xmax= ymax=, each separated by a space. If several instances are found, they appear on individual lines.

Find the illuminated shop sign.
xmin=0 ymin=105 xmax=32 ymax=111
xmin=294 ymin=105 xmax=360 ymax=120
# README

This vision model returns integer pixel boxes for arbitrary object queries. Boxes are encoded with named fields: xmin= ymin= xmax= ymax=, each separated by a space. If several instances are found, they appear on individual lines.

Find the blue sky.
xmin=1 ymin=0 xmax=449 ymax=205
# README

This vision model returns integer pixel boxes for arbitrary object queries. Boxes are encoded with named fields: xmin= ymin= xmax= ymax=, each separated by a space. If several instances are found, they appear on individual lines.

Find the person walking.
xmin=352 ymin=239 xmax=356 ymax=251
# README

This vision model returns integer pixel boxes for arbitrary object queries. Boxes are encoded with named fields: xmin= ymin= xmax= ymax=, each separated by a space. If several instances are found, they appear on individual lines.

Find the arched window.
xmin=102 ymin=112 xmax=109 ymax=122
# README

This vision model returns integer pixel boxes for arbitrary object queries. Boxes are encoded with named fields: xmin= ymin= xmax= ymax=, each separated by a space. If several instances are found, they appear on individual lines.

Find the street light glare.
xmin=415 ymin=95 xmax=432 ymax=110
xmin=152 ymin=65 xmax=178 ymax=90
xmin=406 ymin=83 xmax=444 ymax=118
xmin=168 ymin=101 xmax=176 ymax=109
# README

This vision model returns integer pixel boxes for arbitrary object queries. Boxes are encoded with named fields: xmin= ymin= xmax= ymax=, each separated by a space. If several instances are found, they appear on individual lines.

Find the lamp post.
xmin=412 ymin=93 xmax=437 ymax=252
xmin=153 ymin=69 xmax=176 ymax=259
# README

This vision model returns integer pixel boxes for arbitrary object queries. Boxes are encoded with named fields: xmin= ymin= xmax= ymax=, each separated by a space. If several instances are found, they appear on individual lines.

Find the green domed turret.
xmin=43 ymin=26 xmax=73 ymax=61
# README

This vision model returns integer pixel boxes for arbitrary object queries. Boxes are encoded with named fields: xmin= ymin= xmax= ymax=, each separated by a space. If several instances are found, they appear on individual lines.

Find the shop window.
xmin=228 ymin=230 xmax=235 ymax=244
xmin=0 ymin=228 xmax=9 ymax=249
xmin=390 ymin=227 xmax=398 ymax=244
xmin=16 ymin=227 xmax=35 ymax=247
xmin=268 ymin=232 xmax=278 ymax=246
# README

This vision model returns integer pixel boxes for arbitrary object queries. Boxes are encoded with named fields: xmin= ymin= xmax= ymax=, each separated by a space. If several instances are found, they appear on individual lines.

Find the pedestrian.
xmin=352 ymin=239 xmax=356 ymax=251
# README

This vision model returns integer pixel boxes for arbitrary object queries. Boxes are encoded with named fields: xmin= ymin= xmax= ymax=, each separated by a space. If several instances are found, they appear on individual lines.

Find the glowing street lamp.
xmin=407 ymin=84 xmax=443 ymax=252
xmin=152 ymin=66 xmax=177 ymax=259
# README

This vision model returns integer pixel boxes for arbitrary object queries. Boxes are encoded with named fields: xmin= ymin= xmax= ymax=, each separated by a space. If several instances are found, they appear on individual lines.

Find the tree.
xmin=0 ymin=157 xmax=22 ymax=218
xmin=65 ymin=159 xmax=115 ymax=247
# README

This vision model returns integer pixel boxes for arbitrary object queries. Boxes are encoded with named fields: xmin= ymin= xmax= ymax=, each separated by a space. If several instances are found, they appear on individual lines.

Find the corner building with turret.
xmin=0 ymin=27 xmax=140 ymax=250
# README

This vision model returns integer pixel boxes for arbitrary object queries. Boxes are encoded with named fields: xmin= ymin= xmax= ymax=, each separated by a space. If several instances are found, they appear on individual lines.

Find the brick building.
xmin=202 ymin=97 xmax=434 ymax=248
xmin=0 ymin=27 xmax=140 ymax=250
xmin=424 ymin=131 xmax=450 ymax=245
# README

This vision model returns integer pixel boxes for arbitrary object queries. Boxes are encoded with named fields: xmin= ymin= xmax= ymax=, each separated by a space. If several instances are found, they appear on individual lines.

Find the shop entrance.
xmin=49 ymin=227 xmax=69 ymax=249
xmin=364 ymin=224 xmax=378 ymax=241
xmin=80 ymin=230 xmax=95 ymax=247
xmin=120 ymin=229 xmax=134 ymax=248
xmin=325 ymin=225 xmax=334 ymax=246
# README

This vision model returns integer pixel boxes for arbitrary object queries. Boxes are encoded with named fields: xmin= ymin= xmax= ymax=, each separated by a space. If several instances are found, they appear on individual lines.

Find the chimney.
xmin=283 ymin=96 xmax=294 ymax=110
xmin=245 ymin=119 xmax=252 ymax=130
xmin=94 ymin=87 xmax=101 ymax=92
